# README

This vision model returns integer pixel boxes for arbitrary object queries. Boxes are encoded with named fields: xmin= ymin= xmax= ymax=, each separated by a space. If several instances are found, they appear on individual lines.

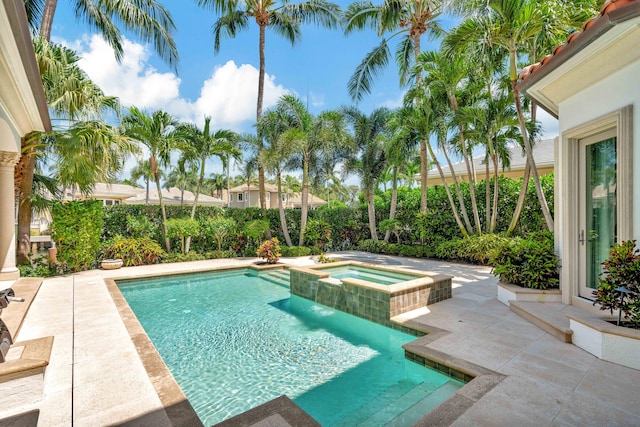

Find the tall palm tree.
xmin=342 ymin=106 xmax=390 ymax=241
xmin=14 ymin=37 xmax=121 ymax=264
xmin=121 ymin=107 xmax=180 ymax=250
xmin=275 ymin=94 xmax=349 ymax=245
xmin=197 ymin=0 xmax=341 ymax=208
xmin=25 ymin=0 xmax=179 ymax=68
xmin=443 ymin=0 xmax=553 ymax=232
xmin=164 ymin=159 xmax=199 ymax=205
xmin=177 ymin=117 xmax=239 ymax=251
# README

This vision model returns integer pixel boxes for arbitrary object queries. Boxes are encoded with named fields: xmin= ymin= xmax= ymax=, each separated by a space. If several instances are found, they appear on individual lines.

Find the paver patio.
xmin=2 ymin=252 xmax=639 ymax=426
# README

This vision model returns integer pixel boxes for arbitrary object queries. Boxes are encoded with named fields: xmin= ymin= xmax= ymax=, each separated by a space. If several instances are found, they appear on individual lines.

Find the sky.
xmin=48 ymin=0 xmax=559 ymax=184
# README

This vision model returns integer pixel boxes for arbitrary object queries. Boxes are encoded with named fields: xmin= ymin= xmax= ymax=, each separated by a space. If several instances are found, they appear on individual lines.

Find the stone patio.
xmin=1 ymin=251 xmax=639 ymax=426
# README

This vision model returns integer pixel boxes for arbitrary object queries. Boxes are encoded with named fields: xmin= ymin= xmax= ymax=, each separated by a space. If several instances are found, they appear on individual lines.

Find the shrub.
xmin=304 ymin=218 xmax=332 ymax=250
xmin=126 ymin=215 xmax=157 ymax=239
xmin=593 ymin=240 xmax=640 ymax=327
xmin=280 ymin=246 xmax=311 ymax=257
xmin=379 ymin=219 xmax=401 ymax=243
xmin=317 ymin=253 xmax=340 ymax=263
xmin=17 ymin=255 xmax=63 ymax=277
xmin=456 ymin=234 xmax=511 ymax=265
xmin=165 ymin=218 xmax=200 ymax=255
xmin=357 ymin=239 xmax=388 ymax=253
xmin=256 ymin=238 xmax=281 ymax=264
xmin=103 ymin=236 xmax=165 ymax=266
xmin=161 ymin=252 xmax=206 ymax=263
xmin=50 ymin=200 xmax=103 ymax=272
xmin=205 ymin=250 xmax=237 ymax=259
xmin=490 ymin=232 xmax=559 ymax=289
xmin=201 ymin=216 xmax=236 ymax=251
xmin=244 ymin=219 xmax=270 ymax=242
xmin=435 ymin=240 xmax=463 ymax=261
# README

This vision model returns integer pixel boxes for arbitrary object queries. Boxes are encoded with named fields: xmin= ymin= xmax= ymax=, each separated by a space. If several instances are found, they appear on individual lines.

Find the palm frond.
xmin=213 ymin=11 xmax=250 ymax=52
xmin=343 ymin=1 xmax=379 ymax=34
xmin=347 ymin=39 xmax=390 ymax=102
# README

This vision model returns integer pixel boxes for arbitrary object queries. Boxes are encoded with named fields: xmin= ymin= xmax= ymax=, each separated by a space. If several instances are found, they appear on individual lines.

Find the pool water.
xmin=119 ymin=269 xmax=462 ymax=426
xmin=320 ymin=265 xmax=418 ymax=285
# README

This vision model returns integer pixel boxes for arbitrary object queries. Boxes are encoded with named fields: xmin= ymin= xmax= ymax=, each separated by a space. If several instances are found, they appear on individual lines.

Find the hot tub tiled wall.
xmin=290 ymin=264 xmax=452 ymax=327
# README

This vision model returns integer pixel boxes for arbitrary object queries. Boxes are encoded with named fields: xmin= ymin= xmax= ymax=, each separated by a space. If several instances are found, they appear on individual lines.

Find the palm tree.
xmin=164 ymin=159 xmax=199 ymax=205
xmin=121 ymin=107 xmax=180 ymax=250
xmin=25 ymin=0 xmax=179 ymax=68
xmin=130 ymin=159 xmax=156 ymax=204
xmin=177 ymin=117 xmax=239 ymax=251
xmin=443 ymin=0 xmax=553 ymax=232
xmin=197 ymin=0 xmax=341 ymax=208
xmin=275 ymin=94 xmax=349 ymax=245
xmin=342 ymin=107 xmax=390 ymax=241
xmin=204 ymin=173 xmax=227 ymax=198
xmin=14 ymin=37 xmax=122 ymax=264
xmin=257 ymin=108 xmax=297 ymax=246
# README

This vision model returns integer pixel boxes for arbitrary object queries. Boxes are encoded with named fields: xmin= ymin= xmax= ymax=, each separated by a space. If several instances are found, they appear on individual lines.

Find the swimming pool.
xmin=118 ymin=269 xmax=462 ymax=426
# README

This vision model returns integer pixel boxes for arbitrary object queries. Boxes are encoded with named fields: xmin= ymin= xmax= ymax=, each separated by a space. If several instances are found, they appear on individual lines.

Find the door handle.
xmin=579 ymin=229 xmax=585 ymax=245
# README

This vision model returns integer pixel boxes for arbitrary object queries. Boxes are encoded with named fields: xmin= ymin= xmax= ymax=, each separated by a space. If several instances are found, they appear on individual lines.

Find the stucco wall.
xmin=558 ymin=60 xmax=640 ymax=242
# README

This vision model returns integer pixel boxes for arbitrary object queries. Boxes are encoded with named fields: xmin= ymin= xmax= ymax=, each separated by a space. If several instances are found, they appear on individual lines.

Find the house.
xmin=518 ymin=0 xmax=640 ymax=306
xmin=425 ymin=138 xmax=555 ymax=186
xmin=0 ymin=0 xmax=51 ymax=283
xmin=227 ymin=183 xmax=327 ymax=209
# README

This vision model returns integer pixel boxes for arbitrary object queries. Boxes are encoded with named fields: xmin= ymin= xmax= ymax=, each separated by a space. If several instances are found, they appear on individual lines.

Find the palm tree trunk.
xmin=14 ymin=138 xmax=37 ymax=265
xmin=451 ymin=93 xmax=481 ymax=234
xmin=507 ymin=161 xmax=531 ymax=236
xmin=145 ymin=177 xmax=150 ymax=205
xmin=490 ymin=152 xmax=499 ymax=233
xmin=257 ymin=23 xmax=266 ymax=120
xmin=511 ymin=79 xmax=553 ymax=231
xmin=276 ymin=171 xmax=292 ymax=247
xmin=258 ymin=167 xmax=266 ymax=208
xmin=185 ymin=158 xmax=205 ymax=253
xmin=40 ymin=0 xmax=58 ymax=40
xmin=299 ymin=157 xmax=309 ymax=246
xmin=419 ymin=140 xmax=428 ymax=213
xmin=367 ymin=188 xmax=377 ymax=241
xmin=384 ymin=166 xmax=398 ymax=242
xmin=442 ymin=142 xmax=473 ymax=235
xmin=151 ymin=156 xmax=170 ymax=251
xmin=427 ymin=143 xmax=468 ymax=237
xmin=485 ymin=153 xmax=490 ymax=233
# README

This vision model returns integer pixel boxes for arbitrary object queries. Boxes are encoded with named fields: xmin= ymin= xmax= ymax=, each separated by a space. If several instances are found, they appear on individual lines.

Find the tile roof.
xmin=519 ymin=0 xmax=640 ymax=84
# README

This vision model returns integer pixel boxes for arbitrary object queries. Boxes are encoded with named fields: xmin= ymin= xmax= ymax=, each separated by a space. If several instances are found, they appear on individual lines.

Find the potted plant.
xmin=568 ymin=240 xmax=640 ymax=370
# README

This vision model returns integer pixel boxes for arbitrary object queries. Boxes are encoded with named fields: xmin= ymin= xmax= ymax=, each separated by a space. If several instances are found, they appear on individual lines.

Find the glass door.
xmin=579 ymin=129 xmax=617 ymax=298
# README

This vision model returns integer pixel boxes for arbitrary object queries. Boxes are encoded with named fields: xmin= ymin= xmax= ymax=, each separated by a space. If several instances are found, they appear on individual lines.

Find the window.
xmin=281 ymin=194 xmax=287 ymax=202
xmin=238 ymin=193 xmax=243 ymax=202
xmin=266 ymin=193 xmax=270 ymax=202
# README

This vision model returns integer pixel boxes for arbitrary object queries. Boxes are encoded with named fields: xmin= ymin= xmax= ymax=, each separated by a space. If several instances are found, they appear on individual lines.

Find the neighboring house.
xmin=0 ymin=1 xmax=51 ymax=282
xmin=518 ymin=0 xmax=640 ymax=306
xmin=61 ymin=182 xmax=225 ymax=207
xmin=425 ymin=138 xmax=555 ymax=186
xmin=227 ymin=183 xmax=327 ymax=209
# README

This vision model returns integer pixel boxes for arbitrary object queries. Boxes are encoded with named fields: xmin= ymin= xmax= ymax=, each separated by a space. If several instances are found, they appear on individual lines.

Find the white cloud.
xmin=59 ymin=35 xmax=288 ymax=132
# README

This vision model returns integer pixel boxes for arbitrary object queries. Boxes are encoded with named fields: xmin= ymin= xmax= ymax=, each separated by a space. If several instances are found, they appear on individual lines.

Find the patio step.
xmin=510 ymin=301 xmax=573 ymax=343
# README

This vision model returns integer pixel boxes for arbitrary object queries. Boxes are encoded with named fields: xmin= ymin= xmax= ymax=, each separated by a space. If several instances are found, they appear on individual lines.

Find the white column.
xmin=0 ymin=151 xmax=20 ymax=282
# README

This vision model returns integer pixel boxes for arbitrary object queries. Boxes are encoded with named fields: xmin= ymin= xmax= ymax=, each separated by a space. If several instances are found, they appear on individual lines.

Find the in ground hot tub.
xmin=289 ymin=261 xmax=452 ymax=327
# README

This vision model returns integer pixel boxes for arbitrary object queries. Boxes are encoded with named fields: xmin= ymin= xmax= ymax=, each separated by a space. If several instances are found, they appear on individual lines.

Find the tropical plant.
xmin=165 ymin=218 xmax=201 ymax=255
xmin=244 ymin=219 xmax=270 ymax=243
xmin=26 ymin=0 xmax=179 ymax=68
xmin=201 ymin=216 xmax=237 ymax=251
xmin=342 ymin=106 xmax=390 ymax=241
xmin=121 ymin=107 xmax=180 ymax=250
xmin=164 ymin=158 xmax=199 ymax=204
xmin=129 ymin=159 xmax=157 ymax=205
xmin=256 ymin=238 xmax=281 ymax=264
xmin=177 ymin=116 xmax=239 ymax=251
xmin=593 ymin=241 xmax=640 ymax=328
xmin=50 ymin=200 xmax=103 ymax=272
xmin=102 ymin=236 xmax=166 ymax=266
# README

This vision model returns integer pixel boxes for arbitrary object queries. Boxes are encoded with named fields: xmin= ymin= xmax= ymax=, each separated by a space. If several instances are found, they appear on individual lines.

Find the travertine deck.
xmin=1 ymin=252 xmax=639 ymax=426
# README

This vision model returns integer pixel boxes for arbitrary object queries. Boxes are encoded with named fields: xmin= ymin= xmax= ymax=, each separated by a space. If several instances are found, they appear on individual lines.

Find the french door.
xmin=578 ymin=129 xmax=617 ymax=298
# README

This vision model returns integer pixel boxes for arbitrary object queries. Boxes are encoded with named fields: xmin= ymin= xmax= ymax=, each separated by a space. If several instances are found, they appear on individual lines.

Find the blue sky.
xmin=48 ymin=1 xmax=558 ymax=182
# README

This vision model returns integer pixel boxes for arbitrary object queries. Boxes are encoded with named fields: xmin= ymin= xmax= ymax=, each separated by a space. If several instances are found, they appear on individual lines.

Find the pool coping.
xmin=106 ymin=263 xmax=504 ymax=427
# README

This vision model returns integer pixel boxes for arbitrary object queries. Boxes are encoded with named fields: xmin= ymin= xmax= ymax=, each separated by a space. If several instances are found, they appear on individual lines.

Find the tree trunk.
xmin=15 ymin=138 xmax=37 ymax=265
xmin=491 ymin=152 xmax=499 ymax=233
xmin=367 ymin=188 xmax=377 ymax=241
xmin=145 ymin=177 xmax=150 ymax=205
xmin=511 ymin=79 xmax=553 ymax=231
xmin=507 ymin=161 xmax=531 ymax=236
xmin=442 ymin=142 xmax=473 ymax=235
xmin=40 ymin=0 xmax=58 ymax=40
xmin=485 ymin=153 xmax=490 ymax=233
xmin=276 ymin=171 xmax=292 ymax=247
xmin=298 ymin=156 xmax=309 ymax=246
xmin=258 ymin=167 xmax=266 ymax=208
xmin=257 ymin=23 xmax=266 ymax=120
xmin=451 ymin=93 xmax=481 ymax=234
xmin=185 ymin=157 xmax=205 ymax=253
xmin=384 ymin=166 xmax=398 ymax=242
xmin=427 ymin=143 xmax=468 ymax=237
xmin=151 ymin=156 xmax=170 ymax=251
xmin=419 ymin=139 xmax=428 ymax=213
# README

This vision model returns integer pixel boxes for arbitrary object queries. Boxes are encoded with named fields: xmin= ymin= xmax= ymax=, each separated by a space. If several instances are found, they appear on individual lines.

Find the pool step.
xmin=336 ymin=380 xmax=459 ymax=427
xmin=261 ymin=269 xmax=291 ymax=288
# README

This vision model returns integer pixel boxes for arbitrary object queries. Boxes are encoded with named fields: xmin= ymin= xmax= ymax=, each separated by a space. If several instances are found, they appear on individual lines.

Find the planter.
xmin=568 ymin=313 xmax=640 ymax=370
xmin=497 ymin=281 xmax=562 ymax=306
xmin=101 ymin=259 xmax=123 ymax=270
